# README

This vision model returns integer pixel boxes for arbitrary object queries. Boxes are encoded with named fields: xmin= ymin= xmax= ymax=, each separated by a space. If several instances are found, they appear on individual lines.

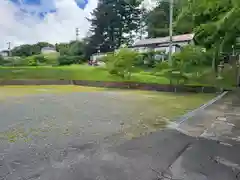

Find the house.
xmin=0 ymin=50 xmax=10 ymax=57
xmin=90 ymin=53 xmax=106 ymax=61
xmin=131 ymin=33 xmax=194 ymax=54
xmin=41 ymin=47 xmax=57 ymax=54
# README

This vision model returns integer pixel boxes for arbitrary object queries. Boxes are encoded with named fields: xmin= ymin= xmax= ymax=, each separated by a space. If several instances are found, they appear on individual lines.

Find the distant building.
xmin=41 ymin=47 xmax=57 ymax=54
xmin=0 ymin=50 xmax=10 ymax=57
xmin=90 ymin=53 xmax=106 ymax=61
xmin=131 ymin=33 xmax=194 ymax=54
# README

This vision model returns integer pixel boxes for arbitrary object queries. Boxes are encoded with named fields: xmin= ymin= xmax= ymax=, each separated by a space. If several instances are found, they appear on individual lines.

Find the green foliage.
xmin=164 ymin=70 xmax=189 ymax=85
xmin=33 ymin=55 xmax=46 ymax=63
xmin=68 ymin=41 xmax=84 ymax=56
xmin=106 ymin=48 xmax=140 ymax=79
xmin=146 ymin=0 xmax=191 ymax=38
xmin=155 ymin=61 xmax=170 ymax=71
xmin=55 ymin=43 xmax=70 ymax=55
xmin=0 ymin=55 xmax=4 ymax=65
xmin=176 ymin=0 xmax=240 ymax=71
xmin=101 ymin=52 xmax=115 ymax=63
xmin=11 ymin=42 xmax=54 ymax=57
xmin=44 ymin=54 xmax=59 ymax=65
xmin=57 ymin=56 xmax=84 ymax=66
xmin=86 ymin=0 xmax=142 ymax=54
xmin=26 ymin=57 xmax=38 ymax=66
xmin=172 ymin=45 xmax=207 ymax=71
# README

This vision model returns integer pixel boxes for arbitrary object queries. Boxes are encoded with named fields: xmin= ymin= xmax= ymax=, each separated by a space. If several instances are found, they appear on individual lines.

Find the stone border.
xmin=175 ymin=91 xmax=229 ymax=125
xmin=0 ymin=79 xmax=226 ymax=93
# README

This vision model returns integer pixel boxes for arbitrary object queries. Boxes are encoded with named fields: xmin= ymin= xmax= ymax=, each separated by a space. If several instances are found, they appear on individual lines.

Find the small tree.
xmin=34 ymin=55 xmax=46 ymax=63
xmin=107 ymin=48 xmax=139 ymax=79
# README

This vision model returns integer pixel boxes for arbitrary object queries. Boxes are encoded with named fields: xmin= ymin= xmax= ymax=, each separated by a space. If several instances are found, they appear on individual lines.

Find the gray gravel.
xmin=0 ymin=90 xmax=168 ymax=180
xmin=1 ymin=90 xmax=239 ymax=180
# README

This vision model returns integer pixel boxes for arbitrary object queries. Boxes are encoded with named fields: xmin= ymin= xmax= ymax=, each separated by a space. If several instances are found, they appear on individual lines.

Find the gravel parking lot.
xmin=0 ymin=86 xmax=214 ymax=180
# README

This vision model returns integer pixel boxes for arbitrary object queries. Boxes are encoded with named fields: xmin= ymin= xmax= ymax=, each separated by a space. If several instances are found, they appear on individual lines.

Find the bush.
xmin=102 ymin=52 xmax=115 ymax=63
xmin=34 ymin=55 xmax=46 ymax=63
xmin=27 ymin=56 xmax=38 ymax=66
xmin=106 ymin=48 xmax=140 ymax=79
xmin=172 ymin=45 xmax=208 ymax=70
xmin=57 ymin=55 xmax=84 ymax=65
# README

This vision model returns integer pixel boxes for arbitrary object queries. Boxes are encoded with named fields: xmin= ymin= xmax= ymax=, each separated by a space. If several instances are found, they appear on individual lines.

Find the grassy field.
xmin=0 ymin=65 xmax=237 ymax=88
xmin=0 ymin=65 xmax=170 ymax=84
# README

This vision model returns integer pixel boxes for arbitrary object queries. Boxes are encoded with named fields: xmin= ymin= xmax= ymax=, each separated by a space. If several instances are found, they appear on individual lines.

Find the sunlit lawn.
xmin=0 ymin=65 xmax=170 ymax=84
xmin=0 ymin=85 xmax=105 ymax=99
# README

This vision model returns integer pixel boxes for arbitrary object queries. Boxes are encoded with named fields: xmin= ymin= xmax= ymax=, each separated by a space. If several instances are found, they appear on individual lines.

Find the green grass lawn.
xmin=0 ymin=65 xmax=170 ymax=84
xmin=0 ymin=65 xmax=236 ymax=88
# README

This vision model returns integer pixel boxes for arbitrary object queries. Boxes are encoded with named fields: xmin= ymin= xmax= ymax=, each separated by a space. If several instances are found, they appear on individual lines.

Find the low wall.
xmin=0 ymin=79 xmax=223 ymax=93
xmin=72 ymin=80 xmax=221 ymax=93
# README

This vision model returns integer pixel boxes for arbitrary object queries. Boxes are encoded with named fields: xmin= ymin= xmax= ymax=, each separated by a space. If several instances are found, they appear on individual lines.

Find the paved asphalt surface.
xmin=0 ymin=90 xmax=240 ymax=180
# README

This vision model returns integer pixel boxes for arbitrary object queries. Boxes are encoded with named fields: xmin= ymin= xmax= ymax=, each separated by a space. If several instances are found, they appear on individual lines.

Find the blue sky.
xmin=9 ymin=0 xmax=89 ymax=19
xmin=0 ymin=0 xmax=97 ymax=50
xmin=0 ymin=0 xmax=154 ymax=50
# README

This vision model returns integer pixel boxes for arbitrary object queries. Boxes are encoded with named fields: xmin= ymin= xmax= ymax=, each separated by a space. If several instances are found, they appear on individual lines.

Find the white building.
xmin=41 ymin=47 xmax=57 ymax=54
xmin=0 ymin=50 xmax=10 ymax=57
xmin=131 ymin=33 xmax=194 ymax=54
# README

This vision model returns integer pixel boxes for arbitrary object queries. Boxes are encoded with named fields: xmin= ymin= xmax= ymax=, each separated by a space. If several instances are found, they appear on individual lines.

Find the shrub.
xmin=34 ymin=55 xmax=46 ymax=63
xmin=172 ymin=45 xmax=208 ymax=70
xmin=27 ymin=57 xmax=38 ymax=66
xmin=57 ymin=55 xmax=84 ymax=65
xmin=102 ymin=53 xmax=115 ymax=63
xmin=155 ymin=61 xmax=170 ymax=71
xmin=106 ymin=48 xmax=140 ymax=79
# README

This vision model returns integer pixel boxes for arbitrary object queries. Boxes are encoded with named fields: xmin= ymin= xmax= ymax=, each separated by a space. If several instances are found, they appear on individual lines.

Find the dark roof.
xmin=1 ymin=50 xmax=10 ymax=53
xmin=133 ymin=34 xmax=194 ymax=47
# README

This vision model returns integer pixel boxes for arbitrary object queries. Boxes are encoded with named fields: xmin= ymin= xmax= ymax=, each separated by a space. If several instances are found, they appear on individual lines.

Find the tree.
xmin=106 ymin=48 xmax=140 ymax=79
xmin=87 ymin=0 xmax=142 ymax=54
xmin=68 ymin=41 xmax=85 ymax=56
xmin=145 ymin=1 xmax=170 ymax=38
xmin=55 ymin=43 xmax=70 ymax=55
xmin=145 ymin=0 xmax=190 ymax=38
xmin=176 ymin=0 xmax=240 ymax=71
xmin=12 ymin=42 xmax=54 ymax=57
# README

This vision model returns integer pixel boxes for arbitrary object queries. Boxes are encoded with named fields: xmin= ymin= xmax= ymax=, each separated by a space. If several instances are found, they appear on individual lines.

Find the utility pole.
xmin=168 ymin=0 xmax=173 ymax=65
xmin=76 ymin=28 xmax=80 ymax=41
xmin=7 ymin=42 xmax=11 ymax=57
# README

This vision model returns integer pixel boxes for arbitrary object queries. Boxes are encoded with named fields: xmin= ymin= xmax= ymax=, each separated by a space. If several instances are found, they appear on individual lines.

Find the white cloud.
xmin=0 ymin=0 xmax=98 ymax=50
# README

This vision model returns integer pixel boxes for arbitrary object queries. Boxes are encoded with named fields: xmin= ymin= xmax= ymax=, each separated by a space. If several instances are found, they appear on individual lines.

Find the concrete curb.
xmin=175 ymin=91 xmax=229 ymax=125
